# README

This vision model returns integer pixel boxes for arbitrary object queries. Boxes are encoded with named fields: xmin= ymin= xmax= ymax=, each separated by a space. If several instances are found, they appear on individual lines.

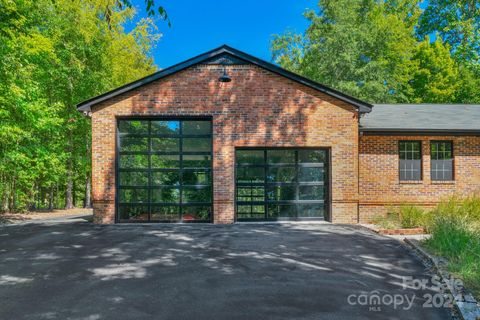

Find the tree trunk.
xmin=72 ymin=179 xmax=76 ymax=208
xmin=84 ymin=130 xmax=92 ymax=208
xmin=1 ymin=182 xmax=9 ymax=213
xmin=1 ymin=193 xmax=7 ymax=212
xmin=49 ymin=186 xmax=54 ymax=211
xmin=30 ymin=183 xmax=37 ymax=211
xmin=65 ymin=156 xmax=74 ymax=209
xmin=40 ymin=186 xmax=44 ymax=209
xmin=11 ymin=179 xmax=16 ymax=212
xmin=55 ymin=183 xmax=59 ymax=209
xmin=84 ymin=175 xmax=92 ymax=208
xmin=65 ymin=127 xmax=74 ymax=209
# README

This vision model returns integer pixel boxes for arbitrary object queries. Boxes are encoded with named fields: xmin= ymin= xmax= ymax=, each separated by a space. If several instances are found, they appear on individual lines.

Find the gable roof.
xmin=360 ymin=104 xmax=480 ymax=134
xmin=76 ymin=45 xmax=373 ymax=113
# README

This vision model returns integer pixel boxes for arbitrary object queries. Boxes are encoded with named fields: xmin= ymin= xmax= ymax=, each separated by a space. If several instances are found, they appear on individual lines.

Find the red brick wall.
xmin=91 ymin=64 xmax=360 ymax=223
xmin=359 ymin=135 xmax=480 ymax=222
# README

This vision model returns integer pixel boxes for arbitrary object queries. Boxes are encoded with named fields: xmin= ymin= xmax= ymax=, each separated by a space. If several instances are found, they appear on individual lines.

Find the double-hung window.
xmin=430 ymin=141 xmax=453 ymax=181
xmin=399 ymin=141 xmax=422 ymax=181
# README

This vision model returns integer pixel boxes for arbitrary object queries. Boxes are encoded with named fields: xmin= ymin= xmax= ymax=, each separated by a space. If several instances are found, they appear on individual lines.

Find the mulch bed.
xmin=377 ymin=227 xmax=426 ymax=235
xmin=360 ymin=224 xmax=426 ymax=235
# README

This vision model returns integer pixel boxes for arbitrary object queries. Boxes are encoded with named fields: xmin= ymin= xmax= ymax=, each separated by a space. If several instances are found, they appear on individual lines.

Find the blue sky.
xmin=129 ymin=0 xmax=317 ymax=69
xmin=129 ymin=1 xmax=431 ymax=69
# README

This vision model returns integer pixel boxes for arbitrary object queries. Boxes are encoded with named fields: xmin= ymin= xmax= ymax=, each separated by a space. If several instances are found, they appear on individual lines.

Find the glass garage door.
xmin=236 ymin=149 xmax=329 ymax=221
xmin=116 ymin=119 xmax=212 ymax=222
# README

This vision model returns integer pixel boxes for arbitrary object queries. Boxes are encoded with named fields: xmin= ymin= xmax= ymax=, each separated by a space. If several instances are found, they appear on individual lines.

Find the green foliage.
xmin=372 ymin=212 xmax=401 ymax=229
xmin=456 ymin=64 xmax=480 ymax=103
xmin=431 ymin=194 xmax=480 ymax=222
xmin=372 ymin=205 xmax=429 ymax=229
xmin=428 ymin=216 xmax=474 ymax=255
xmin=425 ymin=194 xmax=480 ymax=297
xmin=426 ymin=219 xmax=480 ymax=297
xmin=371 ymin=195 xmax=480 ymax=296
xmin=398 ymin=205 xmax=427 ymax=228
xmin=271 ymin=0 xmax=421 ymax=103
xmin=271 ymin=0 xmax=480 ymax=104
xmin=0 ymin=0 xmax=160 ymax=212
xmin=120 ymin=0 xmax=169 ymax=21
xmin=417 ymin=0 xmax=480 ymax=62
xmin=405 ymin=38 xmax=459 ymax=103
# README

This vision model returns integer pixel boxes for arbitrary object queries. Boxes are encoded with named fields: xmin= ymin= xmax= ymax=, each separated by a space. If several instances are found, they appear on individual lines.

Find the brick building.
xmin=77 ymin=46 xmax=480 ymax=224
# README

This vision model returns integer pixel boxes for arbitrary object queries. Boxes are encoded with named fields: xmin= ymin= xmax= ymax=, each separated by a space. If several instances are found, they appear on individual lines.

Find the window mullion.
xmin=430 ymin=141 xmax=453 ymax=181
xmin=442 ymin=160 xmax=445 ymax=180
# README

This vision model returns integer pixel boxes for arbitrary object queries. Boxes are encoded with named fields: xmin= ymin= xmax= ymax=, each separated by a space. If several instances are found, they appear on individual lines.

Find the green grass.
xmin=372 ymin=212 xmax=401 ymax=229
xmin=424 ymin=194 xmax=480 ymax=299
xmin=372 ymin=205 xmax=428 ymax=229
xmin=398 ymin=205 xmax=427 ymax=228
xmin=370 ymin=195 xmax=480 ymax=298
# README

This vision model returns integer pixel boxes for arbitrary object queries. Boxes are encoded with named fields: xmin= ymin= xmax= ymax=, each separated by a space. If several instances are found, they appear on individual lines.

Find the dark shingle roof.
xmin=360 ymin=104 xmax=480 ymax=134
xmin=77 ymin=45 xmax=372 ymax=113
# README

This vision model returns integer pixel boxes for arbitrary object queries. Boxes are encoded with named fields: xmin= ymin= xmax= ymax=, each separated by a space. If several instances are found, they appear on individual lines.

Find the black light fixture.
xmin=218 ymin=66 xmax=231 ymax=82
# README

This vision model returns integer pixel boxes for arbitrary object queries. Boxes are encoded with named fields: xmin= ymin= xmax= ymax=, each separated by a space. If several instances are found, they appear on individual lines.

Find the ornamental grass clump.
xmin=372 ymin=212 xmax=401 ymax=230
xmin=425 ymin=193 xmax=480 ymax=298
xmin=372 ymin=205 xmax=430 ymax=230
xmin=398 ymin=205 xmax=428 ymax=229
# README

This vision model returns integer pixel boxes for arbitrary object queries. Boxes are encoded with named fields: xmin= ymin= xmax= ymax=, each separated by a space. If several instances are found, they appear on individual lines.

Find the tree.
xmin=272 ymin=0 xmax=480 ymax=104
xmin=404 ymin=38 xmax=459 ymax=103
xmin=0 ymin=0 xmax=160 ymax=212
xmin=418 ymin=0 xmax=480 ymax=62
xmin=271 ymin=0 xmax=422 ymax=103
xmin=417 ymin=0 xmax=480 ymax=103
xmin=119 ymin=0 xmax=169 ymax=22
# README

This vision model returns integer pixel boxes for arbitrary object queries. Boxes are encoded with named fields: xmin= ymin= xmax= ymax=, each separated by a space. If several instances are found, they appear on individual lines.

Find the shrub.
xmin=399 ymin=205 xmax=425 ymax=228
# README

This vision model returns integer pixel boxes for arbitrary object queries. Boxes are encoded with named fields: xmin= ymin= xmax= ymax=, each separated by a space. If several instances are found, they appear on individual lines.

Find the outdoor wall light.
xmin=218 ymin=66 xmax=231 ymax=82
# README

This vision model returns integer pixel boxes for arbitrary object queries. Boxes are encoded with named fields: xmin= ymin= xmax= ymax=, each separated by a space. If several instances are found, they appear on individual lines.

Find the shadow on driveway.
xmin=0 ymin=222 xmax=451 ymax=319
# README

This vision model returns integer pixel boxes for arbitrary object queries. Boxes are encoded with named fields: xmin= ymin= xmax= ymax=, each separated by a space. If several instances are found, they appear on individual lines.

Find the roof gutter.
xmin=360 ymin=128 xmax=480 ymax=136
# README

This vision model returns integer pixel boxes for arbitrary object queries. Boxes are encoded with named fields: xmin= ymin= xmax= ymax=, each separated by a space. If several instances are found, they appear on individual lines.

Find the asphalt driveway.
xmin=0 ymin=220 xmax=451 ymax=320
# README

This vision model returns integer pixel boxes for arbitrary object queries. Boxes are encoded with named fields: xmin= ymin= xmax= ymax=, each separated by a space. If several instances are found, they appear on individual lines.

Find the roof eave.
xmin=360 ymin=128 xmax=480 ymax=136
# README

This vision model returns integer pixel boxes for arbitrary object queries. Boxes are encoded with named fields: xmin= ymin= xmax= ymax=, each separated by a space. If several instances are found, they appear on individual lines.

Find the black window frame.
xmin=430 ymin=140 xmax=454 ymax=181
xmin=235 ymin=147 xmax=331 ymax=222
xmin=398 ymin=141 xmax=423 ymax=181
xmin=115 ymin=116 xmax=213 ymax=223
